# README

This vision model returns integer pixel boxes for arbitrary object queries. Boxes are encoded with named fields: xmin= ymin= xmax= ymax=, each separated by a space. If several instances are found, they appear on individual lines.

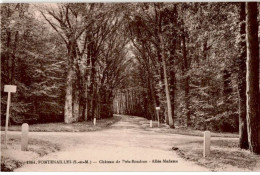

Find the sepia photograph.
xmin=0 ymin=1 xmax=260 ymax=172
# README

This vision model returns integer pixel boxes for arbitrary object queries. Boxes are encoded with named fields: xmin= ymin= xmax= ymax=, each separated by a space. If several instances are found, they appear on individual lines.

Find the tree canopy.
xmin=1 ymin=2 xmax=259 ymax=154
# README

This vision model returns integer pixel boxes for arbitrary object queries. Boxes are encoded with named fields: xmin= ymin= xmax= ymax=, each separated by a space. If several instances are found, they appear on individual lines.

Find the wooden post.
xmin=4 ymin=92 xmax=11 ymax=148
xmin=21 ymin=123 xmax=29 ymax=151
xmin=203 ymin=131 xmax=211 ymax=157
xmin=150 ymin=120 xmax=153 ymax=128
xmin=94 ymin=118 xmax=96 ymax=126
xmin=4 ymin=85 xmax=17 ymax=148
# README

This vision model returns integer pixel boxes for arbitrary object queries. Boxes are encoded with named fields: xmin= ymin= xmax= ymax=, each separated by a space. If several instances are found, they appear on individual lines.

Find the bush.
xmin=193 ymin=112 xmax=239 ymax=132
xmin=1 ymin=112 xmax=64 ymax=125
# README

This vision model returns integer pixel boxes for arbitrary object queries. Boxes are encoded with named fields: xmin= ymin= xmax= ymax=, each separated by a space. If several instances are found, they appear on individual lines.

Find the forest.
xmin=1 ymin=2 xmax=259 ymax=154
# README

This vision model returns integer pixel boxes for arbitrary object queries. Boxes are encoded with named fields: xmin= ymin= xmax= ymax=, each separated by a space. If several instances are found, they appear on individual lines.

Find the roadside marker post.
xmin=156 ymin=107 xmax=160 ymax=127
xmin=203 ymin=131 xmax=211 ymax=157
xmin=21 ymin=123 xmax=29 ymax=151
xmin=94 ymin=118 xmax=96 ymax=126
xmin=4 ymin=85 xmax=17 ymax=148
xmin=150 ymin=120 xmax=153 ymax=128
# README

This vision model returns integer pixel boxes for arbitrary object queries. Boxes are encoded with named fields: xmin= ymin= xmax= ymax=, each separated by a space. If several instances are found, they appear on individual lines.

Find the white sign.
xmin=4 ymin=85 xmax=17 ymax=93
xmin=156 ymin=107 xmax=160 ymax=110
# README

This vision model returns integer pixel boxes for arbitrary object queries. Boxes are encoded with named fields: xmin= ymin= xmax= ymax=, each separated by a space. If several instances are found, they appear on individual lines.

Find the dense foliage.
xmin=113 ymin=2 xmax=259 ymax=133
xmin=1 ymin=2 xmax=259 ymax=142
xmin=1 ymin=4 xmax=66 ymax=124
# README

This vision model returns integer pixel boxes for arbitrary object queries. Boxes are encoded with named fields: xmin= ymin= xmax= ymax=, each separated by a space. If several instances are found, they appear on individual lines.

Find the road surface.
xmin=14 ymin=115 xmax=209 ymax=172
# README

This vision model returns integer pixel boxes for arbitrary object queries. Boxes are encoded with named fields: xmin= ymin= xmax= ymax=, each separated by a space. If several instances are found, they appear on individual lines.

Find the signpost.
xmin=4 ymin=85 xmax=17 ymax=148
xmin=156 ymin=107 xmax=160 ymax=127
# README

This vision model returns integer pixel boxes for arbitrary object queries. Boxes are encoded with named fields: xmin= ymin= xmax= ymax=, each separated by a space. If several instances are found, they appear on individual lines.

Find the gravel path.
xmin=13 ymin=115 xmax=210 ymax=172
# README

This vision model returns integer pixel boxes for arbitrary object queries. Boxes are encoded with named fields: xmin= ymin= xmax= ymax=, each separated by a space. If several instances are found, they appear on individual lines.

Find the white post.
xmin=21 ymin=123 xmax=29 ymax=151
xmin=150 ymin=120 xmax=153 ymax=128
xmin=94 ymin=118 xmax=96 ymax=126
xmin=4 ymin=92 xmax=11 ymax=148
xmin=203 ymin=131 xmax=211 ymax=157
xmin=4 ymin=85 xmax=17 ymax=148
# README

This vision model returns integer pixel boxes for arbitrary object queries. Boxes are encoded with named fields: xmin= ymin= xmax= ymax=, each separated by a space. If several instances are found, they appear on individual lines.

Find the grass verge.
xmin=1 ymin=134 xmax=60 ymax=172
xmin=1 ymin=116 xmax=121 ymax=132
xmin=172 ymin=139 xmax=260 ymax=171
xmin=157 ymin=127 xmax=239 ymax=138
xmin=125 ymin=115 xmax=238 ymax=138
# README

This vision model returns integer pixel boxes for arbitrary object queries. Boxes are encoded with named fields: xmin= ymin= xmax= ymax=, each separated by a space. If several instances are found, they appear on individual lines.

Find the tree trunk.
xmin=90 ymin=64 xmax=96 ymax=119
xmin=7 ymin=30 xmax=12 ymax=83
xmin=73 ymin=84 xmax=80 ymax=122
xmin=95 ymin=88 xmax=101 ymax=119
xmin=147 ymin=62 xmax=157 ymax=120
xmin=150 ymin=81 xmax=158 ymax=120
xmin=246 ymin=2 xmax=260 ymax=154
xmin=64 ymin=68 xmax=74 ymax=124
xmin=168 ymin=7 xmax=177 ymax=128
xmin=164 ymin=103 xmax=169 ymax=124
xmin=90 ymin=83 xmax=96 ymax=120
xmin=169 ymin=71 xmax=175 ymax=125
xmin=238 ymin=2 xmax=249 ymax=149
xmin=11 ymin=31 xmax=19 ymax=84
xmin=182 ymin=28 xmax=191 ymax=127
xmin=6 ymin=5 xmax=12 ymax=84
xmin=84 ymin=80 xmax=89 ymax=121
xmin=160 ymin=35 xmax=174 ymax=128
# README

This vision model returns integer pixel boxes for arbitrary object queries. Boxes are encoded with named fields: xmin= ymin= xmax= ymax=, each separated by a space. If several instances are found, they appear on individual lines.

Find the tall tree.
xmin=162 ymin=4 xmax=179 ymax=127
xmin=40 ymin=3 xmax=106 ymax=123
xmin=237 ymin=2 xmax=249 ymax=149
xmin=155 ymin=3 xmax=174 ymax=127
xmin=180 ymin=18 xmax=191 ymax=127
xmin=245 ymin=2 xmax=260 ymax=154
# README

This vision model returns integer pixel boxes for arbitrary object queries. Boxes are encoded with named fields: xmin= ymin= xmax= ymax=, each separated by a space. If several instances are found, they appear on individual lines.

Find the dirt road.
xmin=14 ymin=115 xmax=209 ymax=172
